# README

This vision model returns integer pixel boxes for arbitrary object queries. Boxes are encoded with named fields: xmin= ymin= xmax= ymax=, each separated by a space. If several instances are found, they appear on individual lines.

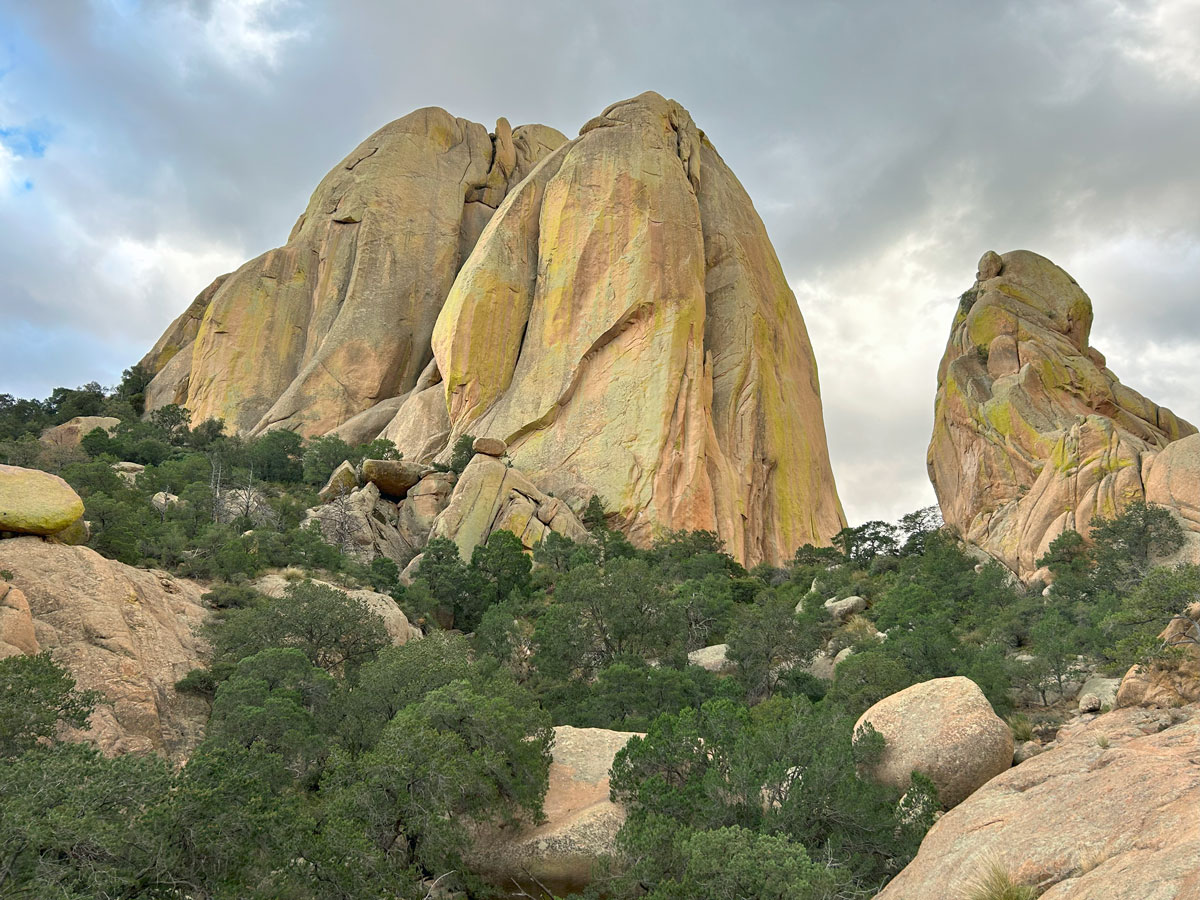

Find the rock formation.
xmin=0 ymin=537 xmax=209 ymax=761
xmin=141 ymin=111 xmax=568 ymax=435
xmin=875 ymin=703 xmax=1199 ymax=900
xmin=252 ymin=574 xmax=422 ymax=646
xmin=430 ymin=91 xmax=843 ymax=566
xmin=467 ymin=725 xmax=639 ymax=895
xmin=142 ymin=92 xmax=845 ymax=567
xmin=929 ymin=250 xmax=1198 ymax=579
xmin=39 ymin=415 xmax=121 ymax=449
xmin=0 ymin=464 xmax=85 ymax=536
xmin=855 ymin=676 xmax=1012 ymax=808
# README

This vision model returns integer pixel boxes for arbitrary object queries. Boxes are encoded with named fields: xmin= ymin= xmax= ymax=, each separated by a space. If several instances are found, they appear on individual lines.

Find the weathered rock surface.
xmin=303 ymin=482 xmax=415 ymax=564
xmin=929 ymin=250 xmax=1197 ymax=579
xmin=876 ymin=704 xmax=1200 ymax=900
xmin=824 ymin=594 xmax=866 ymax=623
xmin=1116 ymin=602 xmax=1200 ymax=708
xmin=142 ymin=110 xmax=566 ymax=436
xmin=0 ymin=464 xmax=85 ymax=535
xmin=111 ymin=461 xmax=144 ymax=485
xmin=468 ymin=725 xmax=639 ymax=895
xmin=252 ymin=574 xmax=421 ymax=645
xmin=430 ymin=92 xmax=843 ymax=567
xmin=855 ymin=676 xmax=1012 ymax=808
xmin=687 ymin=642 xmax=734 ymax=674
xmin=361 ymin=458 xmax=431 ymax=499
xmin=0 ymin=537 xmax=209 ymax=760
xmin=396 ymin=471 xmax=456 ymax=551
xmin=318 ymin=460 xmax=359 ymax=503
xmin=39 ymin=416 xmax=121 ymax=448
xmin=428 ymin=454 xmax=587 ymax=559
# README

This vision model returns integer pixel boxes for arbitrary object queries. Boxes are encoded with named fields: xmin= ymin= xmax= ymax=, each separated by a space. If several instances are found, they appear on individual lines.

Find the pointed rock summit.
xmin=143 ymin=92 xmax=845 ymax=566
xmin=929 ymin=249 xmax=1199 ymax=578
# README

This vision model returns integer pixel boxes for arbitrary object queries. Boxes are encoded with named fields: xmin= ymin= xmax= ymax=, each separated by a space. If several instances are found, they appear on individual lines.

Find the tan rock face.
xmin=855 ymin=676 xmax=1013 ymax=808
xmin=1116 ymin=603 xmax=1200 ymax=708
xmin=361 ymin=459 xmax=431 ymax=499
xmin=0 ymin=464 xmax=85 ymax=535
xmin=0 ymin=537 xmax=209 ymax=761
xmin=467 ymin=725 xmax=639 ymax=895
xmin=430 ymin=92 xmax=844 ymax=567
xmin=39 ymin=416 xmax=121 ymax=449
xmin=929 ymin=250 xmax=1197 ymax=579
xmin=142 ymin=111 xmax=567 ymax=435
xmin=875 ymin=705 xmax=1200 ymax=900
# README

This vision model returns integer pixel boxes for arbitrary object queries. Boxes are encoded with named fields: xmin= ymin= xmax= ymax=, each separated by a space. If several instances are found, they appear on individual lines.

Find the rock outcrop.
xmin=0 ymin=464 xmax=85 ymax=536
xmin=1116 ymin=602 xmax=1200 ymax=709
xmin=929 ymin=250 xmax=1197 ymax=579
xmin=875 ymin=704 xmax=1200 ymax=900
xmin=431 ymin=92 xmax=844 ymax=566
xmin=0 ymin=537 xmax=209 ymax=761
xmin=141 ymin=111 xmax=567 ymax=435
xmin=468 ymin=725 xmax=639 ymax=895
xmin=39 ymin=415 xmax=121 ymax=448
xmin=855 ymin=676 xmax=1012 ymax=808
xmin=142 ymin=92 xmax=845 ymax=567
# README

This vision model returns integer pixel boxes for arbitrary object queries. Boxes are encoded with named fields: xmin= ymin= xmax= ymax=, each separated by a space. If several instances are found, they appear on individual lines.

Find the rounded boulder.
xmin=855 ymin=676 xmax=1012 ymax=808
xmin=0 ymin=464 xmax=85 ymax=535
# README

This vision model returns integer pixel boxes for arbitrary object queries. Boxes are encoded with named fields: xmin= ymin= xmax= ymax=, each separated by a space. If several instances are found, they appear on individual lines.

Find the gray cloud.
xmin=1 ymin=0 xmax=1197 ymax=526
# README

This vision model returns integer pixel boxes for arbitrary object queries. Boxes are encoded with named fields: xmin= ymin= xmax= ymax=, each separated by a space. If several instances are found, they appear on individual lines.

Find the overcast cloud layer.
xmin=2 ymin=0 xmax=1198 ymax=526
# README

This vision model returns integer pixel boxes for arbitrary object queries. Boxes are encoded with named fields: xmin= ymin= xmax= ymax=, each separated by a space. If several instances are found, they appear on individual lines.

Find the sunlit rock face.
xmin=928 ymin=249 xmax=1197 ymax=579
xmin=143 ymin=92 xmax=845 ymax=567
xmin=430 ymin=92 xmax=844 ymax=567
xmin=142 ymin=110 xmax=567 ymax=436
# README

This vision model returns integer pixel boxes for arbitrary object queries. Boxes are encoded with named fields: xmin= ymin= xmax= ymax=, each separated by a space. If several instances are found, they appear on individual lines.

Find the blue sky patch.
xmin=0 ymin=124 xmax=50 ymax=158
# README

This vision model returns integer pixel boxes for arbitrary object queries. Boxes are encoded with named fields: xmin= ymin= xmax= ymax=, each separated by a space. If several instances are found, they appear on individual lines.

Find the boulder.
xmin=687 ymin=643 xmax=734 ymax=674
xmin=1077 ymin=674 xmax=1120 ymax=709
xmin=253 ymin=574 xmax=421 ymax=646
xmin=361 ymin=458 xmax=431 ymax=499
xmin=875 ymin=705 xmax=1200 ymax=900
xmin=468 ymin=725 xmax=639 ymax=895
xmin=140 ymin=109 xmax=566 ymax=436
xmin=39 ymin=416 xmax=120 ymax=448
xmin=855 ymin=676 xmax=1013 ymax=808
xmin=318 ymin=460 xmax=359 ymax=503
xmin=0 ymin=537 xmax=209 ymax=760
xmin=471 ymin=436 xmax=507 ymax=457
xmin=928 ymin=250 xmax=1196 ymax=580
xmin=0 ymin=464 xmax=85 ymax=535
xmin=824 ymin=594 xmax=866 ymax=623
xmin=304 ymin=482 xmax=415 ymax=565
xmin=1078 ymin=692 xmax=1102 ymax=713
xmin=431 ymin=91 xmax=844 ymax=567
xmin=111 ymin=461 xmax=145 ymax=485
xmin=151 ymin=491 xmax=180 ymax=513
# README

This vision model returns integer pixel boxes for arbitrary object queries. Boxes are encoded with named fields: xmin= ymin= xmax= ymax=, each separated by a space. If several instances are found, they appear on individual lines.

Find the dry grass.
xmin=963 ymin=860 xmax=1037 ymax=900
xmin=1005 ymin=714 xmax=1034 ymax=743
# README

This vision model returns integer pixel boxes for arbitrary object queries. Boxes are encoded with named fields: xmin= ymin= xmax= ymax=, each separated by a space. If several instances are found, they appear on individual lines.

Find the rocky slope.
xmin=928 ymin=250 xmax=1198 ymax=579
xmin=0 ymin=536 xmax=210 ymax=761
xmin=876 ymin=703 xmax=1200 ymax=899
xmin=143 ymin=92 xmax=844 ymax=566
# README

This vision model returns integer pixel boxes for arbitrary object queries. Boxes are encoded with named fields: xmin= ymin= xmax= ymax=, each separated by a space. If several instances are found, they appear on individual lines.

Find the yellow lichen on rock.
xmin=0 ymin=464 xmax=85 ymax=535
xmin=929 ymin=250 xmax=1197 ymax=579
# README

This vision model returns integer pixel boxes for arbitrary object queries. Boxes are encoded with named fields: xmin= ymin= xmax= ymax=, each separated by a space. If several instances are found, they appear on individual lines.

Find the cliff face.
xmin=143 ymin=93 xmax=844 ymax=566
xmin=142 ymin=110 xmax=568 ymax=436
xmin=430 ymin=92 xmax=844 ymax=565
xmin=929 ymin=250 xmax=1197 ymax=578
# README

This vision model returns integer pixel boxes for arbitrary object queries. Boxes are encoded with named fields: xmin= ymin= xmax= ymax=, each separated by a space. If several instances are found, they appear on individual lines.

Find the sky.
xmin=1 ymin=0 xmax=1198 ymax=526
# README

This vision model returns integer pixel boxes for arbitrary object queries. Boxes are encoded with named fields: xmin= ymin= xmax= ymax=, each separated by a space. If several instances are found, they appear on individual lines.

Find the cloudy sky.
xmin=2 ymin=0 xmax=1198 ymax=525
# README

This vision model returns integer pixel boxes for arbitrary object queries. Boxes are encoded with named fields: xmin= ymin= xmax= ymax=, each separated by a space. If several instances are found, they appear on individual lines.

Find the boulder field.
xmin=929 ymin=249 xmax=1200 ymax=580
xmin=140 ymin=91 xmax=845 ymax=567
